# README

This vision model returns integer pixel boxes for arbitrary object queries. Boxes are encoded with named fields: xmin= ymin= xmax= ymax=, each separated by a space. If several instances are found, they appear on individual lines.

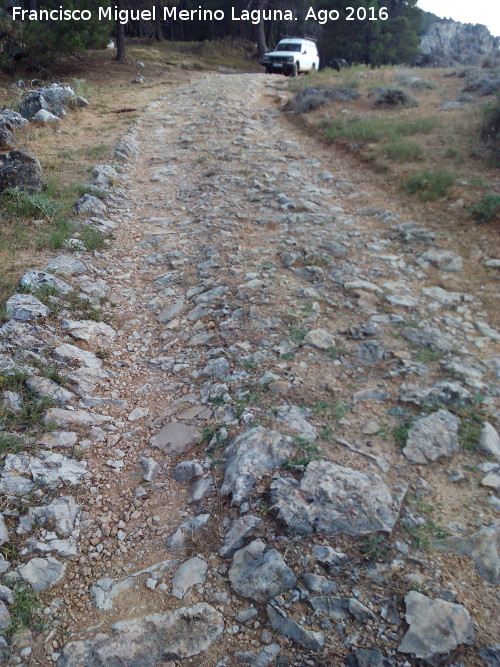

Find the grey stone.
xmin=266 ymin=603 xmax=324 ymax=651
xmin=26 ymin=376 xmax=75 ymax=406
xmin=234 ymin=643 xmax=280 ymax=666
xmin=220 ymin=427 xmax=295 ymax=504
xmin=0 ymin=123 xmax=16 ymax=150
xmin=157 ymin=299 xmax=185 ymax=323
xmin=270 ymin=460 xmax=402 ymax=536
xmin=433 ymin=526 xmax=500 ymax=584
xmin=0 ymin=514 xmax=9 ymax=546
xmin=19 ymin=84 xmax=78 ymax=118
xmin=91 ymin=164 xmax=119 ymax=189
xmin=0 ymin=554 xmax=10 ymax=575
xmin=21 ymin=495 xmax=81 ymax=537
xmin=188 ymin=475 xmax=213 ymax=504
xmin=91 ymin=560 xmax=177 ymax=611
xmin=33 ymin=109 xmax=60 ymax=124
xmin=20 ymin=269 xmax=73 ymax=295
xmin=310 ymin=596 xmax=349 ymax=619
xmin=150 ymin=422 xmax=201 ymax=454
xmin=417 ymin=250 xmax=463 ymax=272
xmin=19 ymin=557 xmax=66 ymax=591
xmin=403 ymin=409 xmax=459 ymax=464
xmin=228 ymin=539 xmax=296 ymax=602
xmin=479 ymin=645 xmax=500 ymax=667
xmin=345 ymin=647 xmax=393 ymax=667
xmin=61 ymin=319 xmax=116 ymax=348
xmin=352 ymin=388 xmax=389 ymax=402
xmin=6 ymin=293 xmax=50 ymax=320
xmin=479 ymin=422 xmax=500 ymax=459
xmin=312 ymin=544 xmax=347 ymax=565
xmin=0 ymin=149 xmax=43 ymax=193
xmin=421 ymin=286 xmax=464 ymax=306
xmin=0 ymin=600 xmax=10 ymax=630
xmin=220 ymin=515 xmax=263 ymax=559
xmin=0 ymin=109 xmax=29 ymax=129
xmin=0 ymin=584 xmax=14 ymax=605
xmin=166 ymin=514 xmax=210 ymax=550
xmin=57 ymin=603 xmax=224 ymax=665
xmin=139 ymin=457 xmax=161 ymax=482
xmin=172 ymin=460 xmax=203 ymax=483
xmin=45 ymin=255 xmax=86 ymax=276
xmin=348 ymin=598 xmax=376 ymax=622
xmin=45 ymin=408 xmax=111 ymax=428
xmin=75 ymin=194 xmax=107 ymax=216
xmin=398 ymin=592 xmax=474 ymax=665
xmin=301 ymin=572 xmax=338 ymax=594
xmin=53 ymin=343 xmax=102 ymax=369
xmin=275 ymin=404 xmax=318 ymax=441
xmin=304 ymin=328 xmax=335 ymax=350
xmin=0 ymin=450 xmax=86 ymax=495
xmin=172 ymin=556 xmax=207 ymax=599
xmin=203 ymin=356 xmax=231 ymax=378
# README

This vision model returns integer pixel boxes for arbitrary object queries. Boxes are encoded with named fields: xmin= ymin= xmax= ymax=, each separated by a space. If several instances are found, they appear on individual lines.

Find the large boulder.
xmin=19 ymin=83 xmax=80 ymax=119
xmin=0 ymin=149 xmax=43 ymax=193
xmin=270 ymin=460 xmax=403 ymax=536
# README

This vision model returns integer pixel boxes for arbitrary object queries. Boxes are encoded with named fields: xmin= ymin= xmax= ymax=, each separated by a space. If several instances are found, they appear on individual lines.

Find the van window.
xmin=275 ymin=42 xmax=302 ymax=52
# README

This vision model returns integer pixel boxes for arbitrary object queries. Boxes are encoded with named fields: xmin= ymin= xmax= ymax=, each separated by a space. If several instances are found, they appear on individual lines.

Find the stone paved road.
xmin=1 ymin=73 xmax=499 ymax=666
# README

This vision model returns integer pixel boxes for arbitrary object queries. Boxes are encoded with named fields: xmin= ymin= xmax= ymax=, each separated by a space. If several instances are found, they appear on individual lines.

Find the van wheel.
xmin=309 ymin=63 xmax=316 ymax=74
xmin=265 ymin=67 xmax=272 ymax=74
xmin=291 ymin=63 xmax=298 ymax=77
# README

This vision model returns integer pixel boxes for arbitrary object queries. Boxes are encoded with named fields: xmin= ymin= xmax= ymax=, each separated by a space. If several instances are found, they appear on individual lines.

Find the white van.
xmin=261 ymin=38 xmax=320 ymax=77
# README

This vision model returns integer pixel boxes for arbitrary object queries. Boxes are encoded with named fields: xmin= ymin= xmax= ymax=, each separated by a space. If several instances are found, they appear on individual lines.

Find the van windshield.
xmin=275 ymin=43 xmax=302 ymax=52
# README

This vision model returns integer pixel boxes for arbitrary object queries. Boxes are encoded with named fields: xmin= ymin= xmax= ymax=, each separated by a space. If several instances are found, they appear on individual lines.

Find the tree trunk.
xmin=115 ymin=0 xmax=126 ymax=62
xmin=255 ymin=0 xmax=267 ymax=61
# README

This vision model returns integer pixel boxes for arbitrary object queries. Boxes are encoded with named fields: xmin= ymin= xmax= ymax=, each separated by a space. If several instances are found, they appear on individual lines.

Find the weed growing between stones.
xmin=0 ymin=369 xmax=56 ymax=434
xmin=6 ymin=583 xmax=43 ymax=638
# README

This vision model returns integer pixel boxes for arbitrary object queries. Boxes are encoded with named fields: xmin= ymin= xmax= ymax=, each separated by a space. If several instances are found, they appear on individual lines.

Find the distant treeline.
xmin=0 ymin=0 xmax=438 ymax=70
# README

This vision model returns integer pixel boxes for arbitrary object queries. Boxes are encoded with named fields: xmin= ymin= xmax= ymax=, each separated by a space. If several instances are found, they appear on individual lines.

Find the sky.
xmin=417 ymin=0 xmax=500 ymax=36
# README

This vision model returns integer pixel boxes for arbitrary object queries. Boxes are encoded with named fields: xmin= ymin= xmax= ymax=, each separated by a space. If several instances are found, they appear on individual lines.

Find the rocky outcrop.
xmin=418 ymin=21 xmax=500 ymax=66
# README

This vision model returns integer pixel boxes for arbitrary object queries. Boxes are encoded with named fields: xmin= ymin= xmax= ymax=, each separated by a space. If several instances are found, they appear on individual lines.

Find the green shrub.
xmin=0 ymin=188 xmax=61 ymax=220
xmin=469 ymin=194 xmax=500 ymax=222
xmin=404 ymin=169 xmax=456 ymax=200
xmin=383 ymin=140 xmax=423 ymax=161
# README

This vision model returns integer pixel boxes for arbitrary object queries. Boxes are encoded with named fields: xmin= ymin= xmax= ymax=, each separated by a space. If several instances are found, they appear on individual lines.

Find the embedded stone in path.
xmin=398 ymin=592 xmax=474 ymax=665
xmin=18 ymin=557 xmax=66 ymax=591
xmin=57 ymin=603 xmax=224 ymax=665
xmin=5 ymin=294 xmax=50 ymax=321
xmin=403 ymin=409 xmax=459 ymax=464
xmin=220 ymin=426 xmax=295 ymax=504
xmin=149 ymin=422 xmax=201 ymax=454
xmin=171 ymin=556 xmax=207 ymax=599
xmin=266 ymin=603 xmax=324 ymax=651
xmin=270 ymin=460 xmax=403 ymax=536
xmin=228 ymin=539 xmax=296 ymax=602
